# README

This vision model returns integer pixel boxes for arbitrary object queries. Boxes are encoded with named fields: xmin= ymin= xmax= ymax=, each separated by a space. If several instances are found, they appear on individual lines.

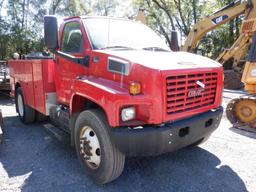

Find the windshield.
xmin=83 ymin=18 xmax=170 ymax=51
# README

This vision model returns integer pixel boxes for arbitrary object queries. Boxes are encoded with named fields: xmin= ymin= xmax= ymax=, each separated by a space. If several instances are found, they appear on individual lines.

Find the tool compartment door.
xmin=22 ymin=60 xmax=35 ymax=109
xmin=32 ymin=59 xmax=56 ymax=115
xmin=32 ymin=60 xmax=45 ymax=114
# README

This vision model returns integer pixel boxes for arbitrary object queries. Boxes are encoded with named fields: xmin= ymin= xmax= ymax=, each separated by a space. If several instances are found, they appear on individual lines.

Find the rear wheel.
xmin=15 ymin=88 xmax=35 ymax=124
xmin=74 ymin=109 xmax=125 ymax=184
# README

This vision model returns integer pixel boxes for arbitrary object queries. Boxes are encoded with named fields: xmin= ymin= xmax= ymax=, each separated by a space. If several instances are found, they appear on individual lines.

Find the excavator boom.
xmin=182 ymin=0 xmax=248 ymax=52
xmin=216 ymin=1 xmax=256 ymax=65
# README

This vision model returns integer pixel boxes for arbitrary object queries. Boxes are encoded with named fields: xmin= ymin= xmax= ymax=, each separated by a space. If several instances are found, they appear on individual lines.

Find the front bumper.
xmin=111 ymin=107 xmax=223 ymax=157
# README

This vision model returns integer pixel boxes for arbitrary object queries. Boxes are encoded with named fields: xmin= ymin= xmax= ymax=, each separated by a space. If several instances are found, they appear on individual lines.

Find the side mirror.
xmin=170 ymin=31 xmax=180 ymax=52
xmin=44 ymin=16 xmax=59 ymax=51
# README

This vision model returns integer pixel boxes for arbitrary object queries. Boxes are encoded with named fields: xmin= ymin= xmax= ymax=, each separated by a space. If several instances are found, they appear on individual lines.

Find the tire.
xmin=74 ymin=109 xmax=125 ymax=184
xmin=36 ymin=111 xmax=48 ymax=122
xmin=15 ymin=88 xmax=35 ymax=124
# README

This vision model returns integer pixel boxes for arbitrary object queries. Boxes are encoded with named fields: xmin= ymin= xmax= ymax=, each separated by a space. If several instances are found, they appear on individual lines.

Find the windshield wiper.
xmin=142 ymin=47 xmax=170 ymax=52
xmin=99 ymin=46 xmax=135 ymax=50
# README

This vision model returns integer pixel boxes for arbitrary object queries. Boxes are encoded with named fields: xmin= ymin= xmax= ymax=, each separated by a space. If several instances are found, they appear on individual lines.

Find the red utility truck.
xmin=9 ymin=16 xmax=223 ymax=184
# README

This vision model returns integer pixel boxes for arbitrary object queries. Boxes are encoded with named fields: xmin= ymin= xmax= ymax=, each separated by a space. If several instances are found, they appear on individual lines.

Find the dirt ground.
xmin=0 ymin=90 xmax=255 ymax=192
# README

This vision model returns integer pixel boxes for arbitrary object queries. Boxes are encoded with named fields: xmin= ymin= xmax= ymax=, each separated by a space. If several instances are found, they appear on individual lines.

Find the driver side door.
xmin=55 ymin=20 xmax=89 ymax=105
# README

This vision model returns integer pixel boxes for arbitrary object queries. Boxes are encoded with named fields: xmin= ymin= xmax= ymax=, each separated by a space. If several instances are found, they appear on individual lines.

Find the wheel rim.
xmin=235 ymin=99 xmax=256 ymax=123
xmin=79 ymin=126 xmax=101 ymax=169
xmin=17 ymin=94 xmax=24 ymax=117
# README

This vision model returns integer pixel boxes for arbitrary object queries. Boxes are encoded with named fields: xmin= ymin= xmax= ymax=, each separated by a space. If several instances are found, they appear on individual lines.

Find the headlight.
xmin=121 ymin=107 xmax=135 ymax=121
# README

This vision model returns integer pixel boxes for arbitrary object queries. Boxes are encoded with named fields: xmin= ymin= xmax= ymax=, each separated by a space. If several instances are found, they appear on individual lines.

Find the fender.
xmin=69 ymin=76 xmax=155 ymax=127
xmin=70 ymin=76 xmax=131 ymax=127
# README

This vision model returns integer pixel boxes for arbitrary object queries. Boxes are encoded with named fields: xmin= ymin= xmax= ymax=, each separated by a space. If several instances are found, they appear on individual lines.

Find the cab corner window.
xmin=61 ymin=22 xmax=83 ymax=53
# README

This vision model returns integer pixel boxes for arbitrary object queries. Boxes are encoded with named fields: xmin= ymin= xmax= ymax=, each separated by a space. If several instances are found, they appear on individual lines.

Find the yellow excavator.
xmin=182 ymin=0 xmax=256 ymax=89
xmin=226 ymin=18 xmax=256 ymax=132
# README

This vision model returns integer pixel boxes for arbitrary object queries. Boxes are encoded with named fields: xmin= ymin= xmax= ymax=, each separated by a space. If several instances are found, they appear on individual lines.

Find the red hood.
xmin=94 ymin=50 xmax=222 ymax=70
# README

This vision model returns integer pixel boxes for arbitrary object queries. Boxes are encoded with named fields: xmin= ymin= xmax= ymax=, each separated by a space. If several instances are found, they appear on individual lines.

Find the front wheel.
xmin=74 ymin=109 xmax=125 ymax=184
xmin=15 ymin=88 xmax=35 ymax=124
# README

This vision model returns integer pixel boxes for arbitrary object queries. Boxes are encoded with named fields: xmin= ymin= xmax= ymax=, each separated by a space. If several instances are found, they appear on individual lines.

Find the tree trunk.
xmin=21 ymin=0 xmax=26 ymax=28
xmin=229 ymin=20 xmax=234 ymax=46
xmin=192 ymin=0 xmax=197 ymax=24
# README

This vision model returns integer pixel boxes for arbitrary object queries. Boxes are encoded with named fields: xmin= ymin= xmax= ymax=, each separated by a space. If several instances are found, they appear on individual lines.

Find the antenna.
xmin=107 ymin=18 xmax=110 ymax=47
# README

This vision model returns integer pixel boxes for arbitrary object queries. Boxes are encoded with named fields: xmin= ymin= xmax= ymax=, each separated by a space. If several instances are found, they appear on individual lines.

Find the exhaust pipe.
xmin=170 ymin=31 xmax=180 ymax=52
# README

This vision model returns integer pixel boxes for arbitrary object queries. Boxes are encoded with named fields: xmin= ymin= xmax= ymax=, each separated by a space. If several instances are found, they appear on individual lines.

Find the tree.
xmin=1 ymin=0 xmax=242 ymax=61
xmin=134 ymin=0 xmax=212 ymax=48
xmin=134 ymin=0 xmax=243 ymax=60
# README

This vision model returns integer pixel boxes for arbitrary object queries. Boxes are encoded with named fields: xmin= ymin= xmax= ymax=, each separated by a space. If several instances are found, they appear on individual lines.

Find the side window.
xmin=61 ymin=22 xmax=83 ymax=53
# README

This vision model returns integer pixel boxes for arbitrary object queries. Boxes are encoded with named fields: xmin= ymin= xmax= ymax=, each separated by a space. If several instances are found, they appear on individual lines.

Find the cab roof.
xmin=63 ymin=16 xmax=134 ymax=23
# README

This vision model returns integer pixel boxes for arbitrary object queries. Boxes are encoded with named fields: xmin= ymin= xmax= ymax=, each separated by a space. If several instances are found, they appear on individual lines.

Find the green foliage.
xmin=133 ymin=0 xmax=217 ymax=48
xmin=197 ymin=1 xmax=242 ymax=59
xmin=0 ymin=0 xmax=131 ymax=60
xmin=0 ymin=0 xmax=47 ymax=59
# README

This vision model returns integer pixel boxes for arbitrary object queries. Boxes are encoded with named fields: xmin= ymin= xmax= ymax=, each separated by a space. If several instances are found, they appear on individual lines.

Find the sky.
xmin=1 ymin=0 xmax=7 ymax=17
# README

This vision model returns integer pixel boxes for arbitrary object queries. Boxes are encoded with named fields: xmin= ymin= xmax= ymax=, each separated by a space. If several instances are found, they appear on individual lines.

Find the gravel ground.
xmin=0 ymin=91 xmax=256 ymax=192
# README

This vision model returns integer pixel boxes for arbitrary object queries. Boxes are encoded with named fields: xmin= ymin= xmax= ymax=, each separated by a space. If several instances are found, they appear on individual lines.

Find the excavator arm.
xmin=182 ymin=0 xmax=249 ymax=52
xmin=216 ymin=33 xmax=251 ymax=65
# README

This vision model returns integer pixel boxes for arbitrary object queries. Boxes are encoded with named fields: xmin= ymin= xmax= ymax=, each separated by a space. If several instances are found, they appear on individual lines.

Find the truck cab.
xmin=9 ymin=16 xmax=223 ymax=184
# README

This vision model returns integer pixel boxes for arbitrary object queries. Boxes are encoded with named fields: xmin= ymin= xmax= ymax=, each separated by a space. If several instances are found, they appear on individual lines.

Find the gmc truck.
xmin=9 ymin=16 xmax=223 ymax=184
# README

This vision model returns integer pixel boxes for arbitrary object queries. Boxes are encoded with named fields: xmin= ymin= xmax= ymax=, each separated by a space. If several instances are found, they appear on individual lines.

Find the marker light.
xmin=129 ymin=82 xmax=141 ymax=95
xmin=121 ymin=107 xmax=135 ymax=122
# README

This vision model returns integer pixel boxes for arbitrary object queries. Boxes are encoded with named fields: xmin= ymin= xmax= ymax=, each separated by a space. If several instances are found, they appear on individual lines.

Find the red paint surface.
xmin=9 ymin=59 xmax=56 ymax=114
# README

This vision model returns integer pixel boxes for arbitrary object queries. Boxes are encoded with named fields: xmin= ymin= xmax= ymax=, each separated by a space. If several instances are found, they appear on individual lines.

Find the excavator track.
xmin=226 ymin=94 xmax=256 ymax=133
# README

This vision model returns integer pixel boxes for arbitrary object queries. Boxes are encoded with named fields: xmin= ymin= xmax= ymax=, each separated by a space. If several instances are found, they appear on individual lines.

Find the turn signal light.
xmin=129 ymin=82 xmax=141 ymax=95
